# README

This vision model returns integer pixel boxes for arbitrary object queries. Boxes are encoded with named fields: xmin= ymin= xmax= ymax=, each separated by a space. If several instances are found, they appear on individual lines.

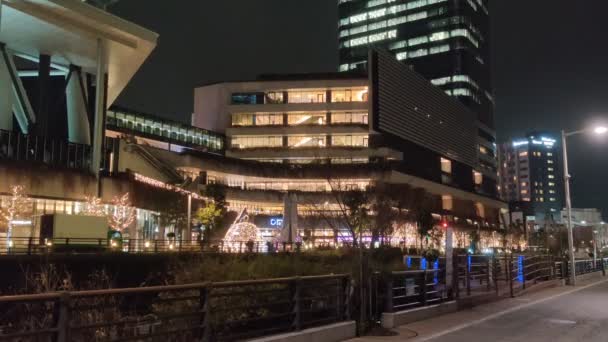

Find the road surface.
xmin=355 ymin=278 xmax=608 ymax=342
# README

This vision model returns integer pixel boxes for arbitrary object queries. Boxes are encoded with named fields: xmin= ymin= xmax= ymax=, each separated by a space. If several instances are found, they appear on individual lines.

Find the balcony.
xmin=0 ymin=129 xmax=91 ymax=171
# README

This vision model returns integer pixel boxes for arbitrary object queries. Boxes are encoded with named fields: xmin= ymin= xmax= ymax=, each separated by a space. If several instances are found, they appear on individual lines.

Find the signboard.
xmin=269 ymin=217 xmax=284 ymax=227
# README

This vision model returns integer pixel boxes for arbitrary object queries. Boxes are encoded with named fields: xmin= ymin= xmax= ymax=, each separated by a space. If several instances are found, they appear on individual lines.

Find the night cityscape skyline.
xmin=110 ymin=0 xmax=608 ymax=215
xmin=1 ymin=1 xmax=608 ymax=340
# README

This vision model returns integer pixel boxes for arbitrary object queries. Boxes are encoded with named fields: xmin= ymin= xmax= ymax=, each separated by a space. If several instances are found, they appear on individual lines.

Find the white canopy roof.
xmin=0 ymin=0 xmax=158 ymax=105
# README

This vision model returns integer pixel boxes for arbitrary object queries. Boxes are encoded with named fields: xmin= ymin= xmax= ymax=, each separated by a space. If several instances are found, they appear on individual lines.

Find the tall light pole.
xmin=562 ymin=125 xmax=607 ymax=286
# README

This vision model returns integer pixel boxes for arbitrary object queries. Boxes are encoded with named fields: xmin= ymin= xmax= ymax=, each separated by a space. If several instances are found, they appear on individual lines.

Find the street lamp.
xmin=562 ymin=125 xmax=607 ymax=286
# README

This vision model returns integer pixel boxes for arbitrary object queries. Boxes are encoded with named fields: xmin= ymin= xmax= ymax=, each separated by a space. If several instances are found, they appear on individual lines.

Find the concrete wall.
xmin=248 ymin=321 xmax=356 ymax=342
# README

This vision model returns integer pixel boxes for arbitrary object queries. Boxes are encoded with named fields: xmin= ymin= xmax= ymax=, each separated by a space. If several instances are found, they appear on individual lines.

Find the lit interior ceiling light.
xmin=594 ymin=126 xmax=608 ymax=135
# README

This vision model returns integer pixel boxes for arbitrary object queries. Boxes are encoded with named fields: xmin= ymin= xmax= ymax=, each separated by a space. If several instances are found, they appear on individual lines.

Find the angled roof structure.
xmin=0 ymin=0 xmax=158 ymax=105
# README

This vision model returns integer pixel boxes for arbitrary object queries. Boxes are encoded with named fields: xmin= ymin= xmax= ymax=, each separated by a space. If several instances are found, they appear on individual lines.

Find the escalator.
xmin=126 ymin=143 xmax=184 ymax=184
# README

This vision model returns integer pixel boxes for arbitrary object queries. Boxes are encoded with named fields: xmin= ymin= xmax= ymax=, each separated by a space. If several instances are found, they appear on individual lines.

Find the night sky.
xmin=111 ymin=1 xmax=608 ymax=216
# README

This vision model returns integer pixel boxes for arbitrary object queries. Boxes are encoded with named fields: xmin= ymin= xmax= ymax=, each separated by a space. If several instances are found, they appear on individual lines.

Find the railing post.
xmin=493 ymin=257 xmax=499 ymax=295
xmin=385 ymin=274 xmax=394 ymax=313
xmin=344 ymin=276 xmax=351 ymax=320
xmin=55 ymin=292 xmax=71 ymax=342
xmin=457 ymin=256 xmax=462 ymax=299
xmin=465 ymin=257 xmax=471 ymax=296
xmin=27 ymin=237 xmax=33 ymax=255
xmin=509 ymin=254 xmax=514 ymax=297
xmin=522 ymin=257 xmax=526 ymax=290
xmin=293 ymin=277 xmax=302 ymax=331
xmin=486 ymin=257 xmax=491 ymax=291
xmin=421 ymin=271 xmax=428 ymax=306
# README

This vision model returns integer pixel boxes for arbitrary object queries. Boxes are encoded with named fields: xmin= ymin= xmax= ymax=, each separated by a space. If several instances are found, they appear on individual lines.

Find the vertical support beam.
xmin=92 ymin=38 xmax=107 ymax=194
xmin=0 ymin=44 xmax=12 ymax=131
xmin=36 ymin=54 xmax=51 ymax=136
xmin=445 ymin=225 xmax=453 ymax=299
xmin=1 ymin=45 xmax=36 ymax=133
xmin=187 ymin=194 xmax=192 ymax=243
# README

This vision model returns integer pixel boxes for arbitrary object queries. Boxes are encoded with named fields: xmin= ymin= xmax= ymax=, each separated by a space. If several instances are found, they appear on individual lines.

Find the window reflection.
xmin=288 ymin=90 xmax=326 ymax=104
xmin=331 ymin=88 xmax=368 ymax=102
xmin=288 ymin=136 xmax=326 ymax=148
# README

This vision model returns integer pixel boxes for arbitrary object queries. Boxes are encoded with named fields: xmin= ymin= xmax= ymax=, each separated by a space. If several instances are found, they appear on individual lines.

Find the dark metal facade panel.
xmin=371 ymin=49 xmax=477 ymax=167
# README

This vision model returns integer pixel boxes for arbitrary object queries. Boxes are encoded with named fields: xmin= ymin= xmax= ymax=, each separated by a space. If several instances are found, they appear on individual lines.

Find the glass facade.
xmin=288 ymin=136 xmax=326 ymax=148
xmin=231 ymin=136 xmax=283 ymax=149
xmin=331 ymin=135 xmax=369 ymax=147
xmin=287 ymin=90 xmax=326 ymax=104
xmin=331 ymin=112 xmax=368 ymax=124
xmin=107 ymin=108 xmax=224 ymax=153
xmin=338 ymin=0 xmax=495 ymax=169
xmin=288 ymin=113 xmax=326 ymax=126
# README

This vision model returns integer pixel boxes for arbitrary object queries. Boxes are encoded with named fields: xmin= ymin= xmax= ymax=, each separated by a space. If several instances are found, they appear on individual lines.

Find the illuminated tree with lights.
xmin=1 ymin=185 xmax=30 ymax=246
xmin=108 ymin=193 xmax=136 ymax=232
xmin=196 ymin=202 xmax=223 ymax=242
xmin=83 ymin=196 xmax=106 ymax=217
xmin=224 ymin=222 xmax=260 ymax=244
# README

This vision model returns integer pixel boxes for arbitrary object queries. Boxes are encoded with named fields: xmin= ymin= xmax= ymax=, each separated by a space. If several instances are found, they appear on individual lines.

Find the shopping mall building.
xmin=0 ymin=1 xmax=507 ymax=251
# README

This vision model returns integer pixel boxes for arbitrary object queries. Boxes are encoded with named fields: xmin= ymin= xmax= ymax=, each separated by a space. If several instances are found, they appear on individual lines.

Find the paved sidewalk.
xmin=351 ymin=275 xmax=608 ymax=342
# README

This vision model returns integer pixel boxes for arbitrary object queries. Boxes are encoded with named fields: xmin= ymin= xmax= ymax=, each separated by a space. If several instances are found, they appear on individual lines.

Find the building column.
xmin=0 ymin=46 xmax=12 ymax=131
xmin=91 ymin=38 xmax=107 ymax=190
xmin=66 ymin=65 xmax=91 ymax=144
xmin=35 ymin=54 xmax=51 ymax=136
xmin=0 ymin=44 xmax=36 ymax=133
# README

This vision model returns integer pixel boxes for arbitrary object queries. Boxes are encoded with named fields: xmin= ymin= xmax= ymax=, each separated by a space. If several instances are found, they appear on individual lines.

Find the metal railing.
xmin=0 ymin=274 xmax=351 ymax=341
xmin=455 ymin=254 xmax=491 ymax=297
xmin=564 ymin=258 xmax=608 ymax=278
xmin=0 ymin=129 xmax=91 ymax=170
xmin=0 ymin=238 xmax=307 ymax=255
xmin=383 ymin=268 xmax=447 ymax=313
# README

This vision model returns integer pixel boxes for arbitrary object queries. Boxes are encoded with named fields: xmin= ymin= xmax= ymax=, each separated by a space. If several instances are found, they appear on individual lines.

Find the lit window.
xmin=521 ymin=190 xmax=528 ymax=195
xmin=547 ymin=160 xmax=554 ymax=164
xmin=331 ymin=112 xmax=368 ymax=124
xmin=442 ymin=195 xmax=453 ymax=211
xmin=288 ymin=136 xmax=326 ymax=148
xmin=331 ymin=135 xmax=369 ymax=147
xmin=519 ymin=151 xmax=528 ymax=157
xmin=331 ymin=87 xmax=368 ymax=102
xmin=473 ymin=171 xmax=483 ymax=185
xmin=548 ymin=182 xmax=556 ymax=187
xmin=288 ymin=90 xmax=326 ymax=104
xmin=548 ymin=175 xmax=555 ymax=179
xmin=288 ymin=113 xmax=326 ymax=126
xmin=441 ymin=158 xmax=452 ymax=174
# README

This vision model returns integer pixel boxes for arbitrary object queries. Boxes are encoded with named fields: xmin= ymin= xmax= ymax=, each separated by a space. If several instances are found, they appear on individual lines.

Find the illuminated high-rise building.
xmin=338 ymin=0 xmax=496 ymax=181
xmin=498 ymin=132 xmax=565 ymax=222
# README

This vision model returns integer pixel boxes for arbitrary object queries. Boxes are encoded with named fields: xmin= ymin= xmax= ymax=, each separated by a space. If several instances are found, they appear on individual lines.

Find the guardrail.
xmin=455 ymin=254 xmax=491 ymax=297
xmin=0 ymin=129 xmax=91 ymax=170
xmin=383 ymin=269 xmax=447 ymax=313
xmin=0 ymin=237 xmax=305 ymax=255
xmin=0 ymin=274 xmax=351 ymax=341
xmin=565 ymin=258 xmax=608 ymax=279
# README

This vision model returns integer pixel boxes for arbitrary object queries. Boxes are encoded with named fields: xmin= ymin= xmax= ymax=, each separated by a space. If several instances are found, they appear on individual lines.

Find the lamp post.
xmin=562 ymin=125 xmax=607 ymax=286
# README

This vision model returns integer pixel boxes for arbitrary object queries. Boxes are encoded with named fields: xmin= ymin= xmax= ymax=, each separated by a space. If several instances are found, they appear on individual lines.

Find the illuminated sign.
xmin=270 ymin=217 xmax=284 ymax=227
xmin=512 ymin=141 xmax=528 ymax=147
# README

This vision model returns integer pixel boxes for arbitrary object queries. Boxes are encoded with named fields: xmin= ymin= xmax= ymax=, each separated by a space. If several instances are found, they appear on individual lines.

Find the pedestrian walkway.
xmin=350 ymin=275 xmax=608 ymax=342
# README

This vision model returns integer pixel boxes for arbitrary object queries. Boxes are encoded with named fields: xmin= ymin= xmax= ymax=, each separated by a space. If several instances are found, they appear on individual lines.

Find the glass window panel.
xmin=288 ymin=113 xmax=326 ymax=125
xmin=287 ymin=91 xmax=326 ymax=104
xmin=288 ymin=136 xmax=326 ymax=148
